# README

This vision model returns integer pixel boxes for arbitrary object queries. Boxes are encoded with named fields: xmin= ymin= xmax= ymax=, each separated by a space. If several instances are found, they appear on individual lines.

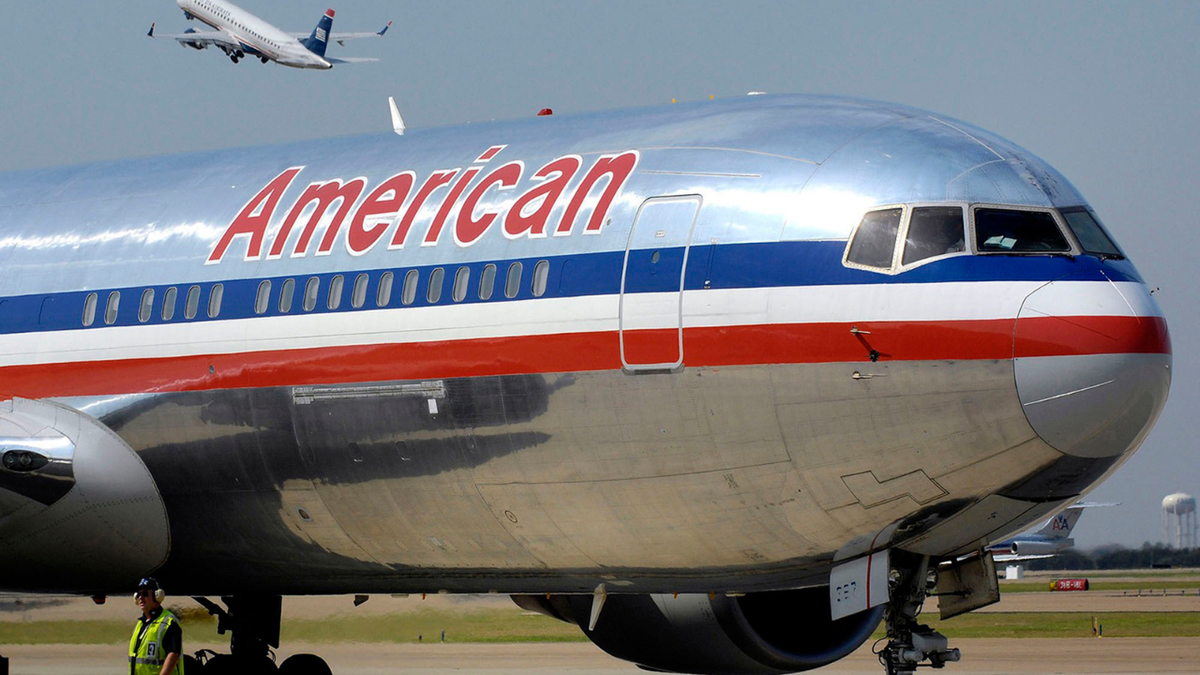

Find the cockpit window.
xmin=903 ymin=207 xmax=965 ymax=265
xmin=974 ymin=208 xmax=1070 ymax=253
xmin=1060 ymin=208 xmax=1123 ymax=258
xmin=846 ymin=208 xmax=902 ymax=269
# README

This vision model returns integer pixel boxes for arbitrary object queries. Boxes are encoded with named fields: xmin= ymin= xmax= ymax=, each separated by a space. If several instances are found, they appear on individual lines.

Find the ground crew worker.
xmin=129 ymin=577 xmax=183 ymax=675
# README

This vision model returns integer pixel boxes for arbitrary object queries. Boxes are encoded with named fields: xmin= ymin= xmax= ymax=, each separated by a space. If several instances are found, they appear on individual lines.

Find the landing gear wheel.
xmin=182 ymin=654 xmax=204 ymax=673
xmin=878 ymin=552 xmax=960 ymax=675
xmin=278 ymin=654 xmax=333 ymax=675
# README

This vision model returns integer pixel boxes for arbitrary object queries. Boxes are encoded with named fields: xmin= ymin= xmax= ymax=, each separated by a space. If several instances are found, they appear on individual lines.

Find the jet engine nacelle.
xmin=0 ymin=397 xmax=169 ymax=592
xmin=180 ymin=28 xmax=206 ymax=50
xmin=513 ymin=587 xmax=882 ymax=675
xmin=1008 ymin=538 xmax=1071 ymax=557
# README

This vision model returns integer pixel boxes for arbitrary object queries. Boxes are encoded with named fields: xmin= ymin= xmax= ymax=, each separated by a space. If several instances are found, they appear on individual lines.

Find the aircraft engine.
xmin=513 ymin=587 xmax=882 ymax=675
xmin=1008 ymin=539 xmax=1068 ymax=557
xmin=0 ymin=397 xmax=169 ymax=592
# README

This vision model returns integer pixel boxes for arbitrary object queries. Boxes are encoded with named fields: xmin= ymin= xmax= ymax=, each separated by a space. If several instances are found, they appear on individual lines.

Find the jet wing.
xmin=147 ymin=24 xmax=242 ymax=49
xmin=992 ymin=553 xmax=1055 ymax=563
xmin=288 ymin=22 xmax=391 ymax=46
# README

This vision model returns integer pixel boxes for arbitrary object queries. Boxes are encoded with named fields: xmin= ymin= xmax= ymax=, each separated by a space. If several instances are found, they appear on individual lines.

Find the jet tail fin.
xmin=302 ymin=9 xmax=335 ymax=57
xmin=1034 ymin=502 xmax=1117 ymax=540
xmin=1035 ymin=507 xmax=1084 ymax=540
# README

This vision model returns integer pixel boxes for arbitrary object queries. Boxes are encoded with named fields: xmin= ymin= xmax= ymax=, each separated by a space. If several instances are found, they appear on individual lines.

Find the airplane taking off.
xmin=0 ymin=94 xmax=1171 ymax=675
xmin=148 ymin=0 xmax=389 ymax=69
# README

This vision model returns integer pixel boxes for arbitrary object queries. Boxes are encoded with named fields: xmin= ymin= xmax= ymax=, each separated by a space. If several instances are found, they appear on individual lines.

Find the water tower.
xmin=1162 ymin=493 xmax=1197 ymax=549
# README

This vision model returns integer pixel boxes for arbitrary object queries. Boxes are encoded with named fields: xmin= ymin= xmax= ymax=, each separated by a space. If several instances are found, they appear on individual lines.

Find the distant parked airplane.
xmin=989 ymin=503 xmax=1117 ymax=562
xmin=148 ymin=0 xmax=389 ymax=69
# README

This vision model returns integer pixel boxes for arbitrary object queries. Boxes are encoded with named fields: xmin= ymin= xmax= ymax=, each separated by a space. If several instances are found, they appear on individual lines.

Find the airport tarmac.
xmin=3 ymin=638 xmax=1200 ymax=675
xmin=2 ymin=573 xmax=1198 ymax=675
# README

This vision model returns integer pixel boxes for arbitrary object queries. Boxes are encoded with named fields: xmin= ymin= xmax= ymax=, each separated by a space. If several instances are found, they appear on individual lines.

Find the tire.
xmin=182 ymin=654 xmax=204 ymax=673
xmin=278 ymin=653 xmax=332 ymax=675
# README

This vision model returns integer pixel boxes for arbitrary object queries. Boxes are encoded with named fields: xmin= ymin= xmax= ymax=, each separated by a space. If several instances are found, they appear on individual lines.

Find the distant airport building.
xmin=1161 ymin=493 xmax=1197 ymax=548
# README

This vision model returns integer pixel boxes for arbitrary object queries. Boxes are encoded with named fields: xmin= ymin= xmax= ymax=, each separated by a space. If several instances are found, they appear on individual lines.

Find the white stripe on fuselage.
xmin=0 ymin=281 xmax=1159 ymax=368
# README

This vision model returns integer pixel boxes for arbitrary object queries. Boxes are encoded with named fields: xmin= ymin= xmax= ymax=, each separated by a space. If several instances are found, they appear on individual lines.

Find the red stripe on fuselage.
xmin=0 ymin=316 xmax=1168 ymax=399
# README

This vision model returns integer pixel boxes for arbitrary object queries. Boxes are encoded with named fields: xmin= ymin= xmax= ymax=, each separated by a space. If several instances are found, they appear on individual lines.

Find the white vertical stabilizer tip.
xmin=389 ymin=96 xmax=405 ymax=136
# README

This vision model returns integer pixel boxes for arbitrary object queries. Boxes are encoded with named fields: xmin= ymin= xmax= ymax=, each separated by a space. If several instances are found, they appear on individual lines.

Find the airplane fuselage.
xmin=176 ymin=0 xmax=332 ymax=68
xmin=0 ymin=95 xmax=1171 ymax=600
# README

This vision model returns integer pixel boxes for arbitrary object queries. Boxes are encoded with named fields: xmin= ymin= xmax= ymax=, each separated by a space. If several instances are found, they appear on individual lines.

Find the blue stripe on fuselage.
xmin=0 ymin=241 xmax=1143 ymax=336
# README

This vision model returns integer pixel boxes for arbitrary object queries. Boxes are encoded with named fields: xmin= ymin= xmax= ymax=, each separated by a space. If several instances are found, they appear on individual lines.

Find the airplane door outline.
xmin=619 ymin=195 xmax=702 ymax=372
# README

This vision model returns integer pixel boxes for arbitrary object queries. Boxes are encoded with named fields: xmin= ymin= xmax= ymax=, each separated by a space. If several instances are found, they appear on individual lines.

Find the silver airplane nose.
xmin=1014 ymin=270 xmax=1171 ymax=459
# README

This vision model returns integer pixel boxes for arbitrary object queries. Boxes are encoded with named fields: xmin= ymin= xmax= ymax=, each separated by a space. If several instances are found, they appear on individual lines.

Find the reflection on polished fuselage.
xmin=0 ymin=95 xmax=1171 ymax=603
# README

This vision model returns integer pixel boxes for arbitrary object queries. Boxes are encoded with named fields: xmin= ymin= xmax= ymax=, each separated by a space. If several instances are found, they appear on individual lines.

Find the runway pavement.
xmin=3 ymin=638 xmax=1200 ymax=675
xmin=2 ymin=575 xmax=1198 ymax=675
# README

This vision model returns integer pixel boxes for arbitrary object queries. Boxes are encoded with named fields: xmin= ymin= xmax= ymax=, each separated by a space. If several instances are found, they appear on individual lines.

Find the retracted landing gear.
xmin=191 ymin=595 xmax=332 ymax=675
xmin=877 ymin=552 xmax=960 ymax=675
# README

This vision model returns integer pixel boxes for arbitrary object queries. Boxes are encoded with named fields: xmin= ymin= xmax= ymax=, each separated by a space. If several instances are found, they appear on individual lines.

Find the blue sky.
xmin=2 ymin=1 xmax=1198 ymax=548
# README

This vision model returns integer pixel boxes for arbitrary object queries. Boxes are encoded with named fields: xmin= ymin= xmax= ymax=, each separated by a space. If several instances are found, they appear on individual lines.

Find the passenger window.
xmin=208 ymin=284 xmax=224 ymax=318
xmin=328 ymin=275 xmax=344 ymax=310
xmin=255 ymin=280 xmax=271 ymax=315
xmin=104 ymin=291 xmax=120 ymax=325
xmin=82 ymin=292 xmax=98 ymax=327
xmin=352 ymin=273 xmax=369 ymax=308
xmin=184 ymin=285 xmax=201 ymax=319
xmin=505 ymin=262 xmax=523 ymax=299
xmin=532 ymin=260 xmax=549 ymax=297
xmin=1061 ymin=209 xmax=1123 ymax=258
xmin=452 ymin=267 xmax=470 ymax=302
xmin=975 ymin=208 xmax=1069 ymax=253
xmin=162 ymin=287 xmax=177 ymax=321
xmin=377 ymin=271 xmax=394 ymax=307
xmin=903 ymin=207 xmax=965 ymax=265
xmin=303 ymin=277 xmax=320 ymax=311
xmin=846 ymin=208 xmax=903 ymax=269
xmin=479 ymin=264 xmax=496 ymax=300
xmin=427 ymin=267 xmax=444 ymax=303
xmin=401 ymin=270 xmax=419 ymax=305
xmin=279 ymin=278 xmax=295 ymax=313
xmin=139 ymin=289 xmax=155 ymax=323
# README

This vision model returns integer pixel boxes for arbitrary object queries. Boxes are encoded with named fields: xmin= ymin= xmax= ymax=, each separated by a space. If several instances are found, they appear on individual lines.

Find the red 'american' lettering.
xmin=206 ymin=147 xmax=639 ymax=264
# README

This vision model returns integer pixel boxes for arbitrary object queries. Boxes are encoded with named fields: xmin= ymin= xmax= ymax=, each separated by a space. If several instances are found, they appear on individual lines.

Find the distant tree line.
xmin=1024 ymin=543 xmax=1200 ymax=570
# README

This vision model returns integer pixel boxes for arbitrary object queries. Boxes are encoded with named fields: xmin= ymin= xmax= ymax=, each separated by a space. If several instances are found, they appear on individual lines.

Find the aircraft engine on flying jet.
xmin=181 ymin=27 xmax=207 ymax=50
xmin=0 ymin=397 xmax=169 ymax=592
xmin=513 ymin=587 xmax=882 ymax=675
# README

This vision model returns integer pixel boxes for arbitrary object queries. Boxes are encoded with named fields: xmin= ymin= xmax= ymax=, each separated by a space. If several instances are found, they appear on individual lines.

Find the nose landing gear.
xmin=877 ymin=553 xmax=961 ymax=675
xmin=191 ymin=595 xmax=332 ymax=675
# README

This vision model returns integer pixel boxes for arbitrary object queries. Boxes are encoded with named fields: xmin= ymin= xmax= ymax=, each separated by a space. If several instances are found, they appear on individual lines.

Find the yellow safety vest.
xmin=129 ymin=609 xmax=184 ymax=675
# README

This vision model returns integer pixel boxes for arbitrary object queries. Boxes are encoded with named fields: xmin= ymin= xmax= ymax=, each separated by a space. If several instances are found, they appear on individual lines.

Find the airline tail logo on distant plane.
xmin=206 ymin=146 xmax=640 ymax=264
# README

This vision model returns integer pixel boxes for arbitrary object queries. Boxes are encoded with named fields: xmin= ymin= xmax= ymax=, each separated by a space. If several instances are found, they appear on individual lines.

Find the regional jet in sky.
xmin=148 ymin=0 xmax=389 ymax=69
xmin=0 ymin=94 xmax=1172 ymax=675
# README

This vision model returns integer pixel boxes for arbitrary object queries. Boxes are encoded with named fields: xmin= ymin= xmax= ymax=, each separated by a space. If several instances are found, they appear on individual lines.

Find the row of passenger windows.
xmin=81 ymin=260 xmax=551 ymax=327
xmin=844 ymin=204 xmax=1122 ymax=273
xmin=82 ymin=284 xmax=223 ymax=327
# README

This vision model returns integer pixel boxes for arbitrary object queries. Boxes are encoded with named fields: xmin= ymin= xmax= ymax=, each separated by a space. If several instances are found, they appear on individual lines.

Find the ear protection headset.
xmin=136 ymin=577 xmax=165 ymax=603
